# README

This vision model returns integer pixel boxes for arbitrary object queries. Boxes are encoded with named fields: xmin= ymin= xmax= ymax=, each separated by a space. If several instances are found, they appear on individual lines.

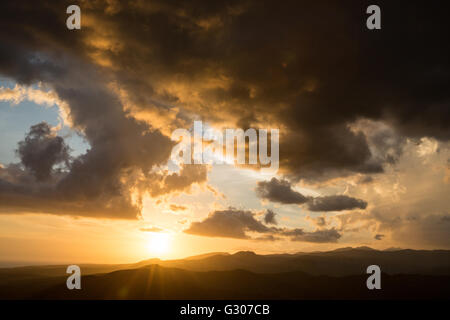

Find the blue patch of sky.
xmin=0 ymin=78 xmax=89 ymax=165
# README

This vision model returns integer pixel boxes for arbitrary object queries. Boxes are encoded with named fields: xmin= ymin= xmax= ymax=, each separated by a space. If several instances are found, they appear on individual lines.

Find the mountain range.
xmin=1 ymin=247 xmax=449 ymax=299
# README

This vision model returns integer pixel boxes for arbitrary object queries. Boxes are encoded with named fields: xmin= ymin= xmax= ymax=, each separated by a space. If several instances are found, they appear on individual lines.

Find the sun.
xmin=147 ymin=233 xmax=171 ymax=256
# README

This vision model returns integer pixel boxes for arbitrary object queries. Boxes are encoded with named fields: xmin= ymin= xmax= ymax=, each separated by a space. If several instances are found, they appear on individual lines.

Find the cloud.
xmin=3 ymin=0 xmax=446 ymax=182
xmin=144 ymin=164 xmax=209 ymax=197
xmin=185 ymin=208 xmax=271 ymax=239
xmin=0 ymin=84 xmax=65 ymax=109
xmin=156 ymin=165 xmax=208 ymax=195
xmin=389 ymin=214 xmax=450 ymax=248
xmin=0 ymin=0 xmax=448 ymax=231
xmin=170 ymin=204 xmax=187 ymax=212
xmin=0 ymin=31 xmax=177 ymax=218
xmin=307 ymin=215 xmax=327 ymax=228
xmin=307 ymin=195 xmax=367 ymax=212
xmin=333 ymin=138 xmax=450 ymax=248
xmin=374 ymin=234 xmax=385 ymax=240
xmin=256 ymin=178 xmax=307 ymax=204
xmin=264 ymin=209 xmax=277 ymax=225
xmin=282 ymin=228 xmax=341 ymax=243
xmin=185 ymin=208 xmax=341 ymax=243
xmin=357 ymin=176 xmax=374 ymax=184
xmin=59 ymin=0 xmax=449 ymax=180
xmin=256 ymin=178 xmax=367 ymax=211
xmin=0 ymin=3 xmax=212 ymax=219
xmin=16 ymin=122 xmax=70 ymax=181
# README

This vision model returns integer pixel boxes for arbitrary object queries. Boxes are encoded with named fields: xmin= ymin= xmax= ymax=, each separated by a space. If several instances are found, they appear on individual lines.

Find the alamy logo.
xmin=66 ymin=5 xmax=81 ymax=30
xmin=171 ymin=121 xmax=279 ymax=174
xmin=366 ymin=5 xmax=381 ymax=30
xmin=366 ymin=265 xmax=381 ymax=289
xmin=66 ymin=265 xmax=81 ymax=290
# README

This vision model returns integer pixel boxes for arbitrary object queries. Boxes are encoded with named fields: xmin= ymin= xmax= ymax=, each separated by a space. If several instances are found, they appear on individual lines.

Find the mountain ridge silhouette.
xmin=1 ymin=247 xmax=449 ymax=299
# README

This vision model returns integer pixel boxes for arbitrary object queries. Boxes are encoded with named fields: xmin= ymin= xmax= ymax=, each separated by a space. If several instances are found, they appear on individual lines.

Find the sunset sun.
xmin=147 ymin=233 xmax=171 ymax=256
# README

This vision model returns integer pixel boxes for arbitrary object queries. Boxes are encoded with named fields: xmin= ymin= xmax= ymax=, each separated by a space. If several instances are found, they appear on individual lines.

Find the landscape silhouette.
xmin=1 ymin=247 xmax=449 ymax=299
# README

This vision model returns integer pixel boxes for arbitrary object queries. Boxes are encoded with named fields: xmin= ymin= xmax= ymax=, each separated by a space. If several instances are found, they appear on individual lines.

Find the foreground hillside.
xmin=1 ymin=265 xmax=449 ymax=299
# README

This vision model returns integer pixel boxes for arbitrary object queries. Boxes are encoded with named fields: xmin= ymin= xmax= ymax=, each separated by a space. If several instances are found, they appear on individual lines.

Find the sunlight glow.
xmin=147 ymin=233 xmax=171 ymax=256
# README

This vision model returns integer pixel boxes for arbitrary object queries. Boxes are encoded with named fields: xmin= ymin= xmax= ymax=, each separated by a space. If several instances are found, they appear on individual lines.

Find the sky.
xmin=0 ymin=0 xmax=449 ymax=265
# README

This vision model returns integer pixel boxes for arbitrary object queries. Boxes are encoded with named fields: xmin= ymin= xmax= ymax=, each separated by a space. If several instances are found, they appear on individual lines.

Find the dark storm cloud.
xmin=49 ymin=0 xmax=448 ymax=180
xmin=17 ymin=122 xmax=70 ymax=181
xmin=256 ymin=178 xmax=367 ymax=211
xmin=0 ymin=58 xmax=175 ymax=218
xmin=0 ymin=1 xmax=211 ymax=218
xmin=307 ymin=195 xmax=368 ymax=212
xmin=185 ymin=208 xmax=341 ymax=242
xmin=0 ymin=0 xmax=448 ymax=217
xmin=256 ymin=178 xmax=308 ymax=204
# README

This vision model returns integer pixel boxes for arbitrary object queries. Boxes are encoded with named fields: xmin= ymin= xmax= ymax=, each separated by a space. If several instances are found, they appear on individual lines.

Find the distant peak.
xmin=354 ymin=246 xmax=376 ymax=251
xmin=184 ymin=252 xmax=230 ymax=260
xmin=332 ymin=246 xmax=376 ymax=252
xmin=332 ymin=247 xmax=353 ymax=252
xmin=233 ymin=251 xmax=257 ymax=256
